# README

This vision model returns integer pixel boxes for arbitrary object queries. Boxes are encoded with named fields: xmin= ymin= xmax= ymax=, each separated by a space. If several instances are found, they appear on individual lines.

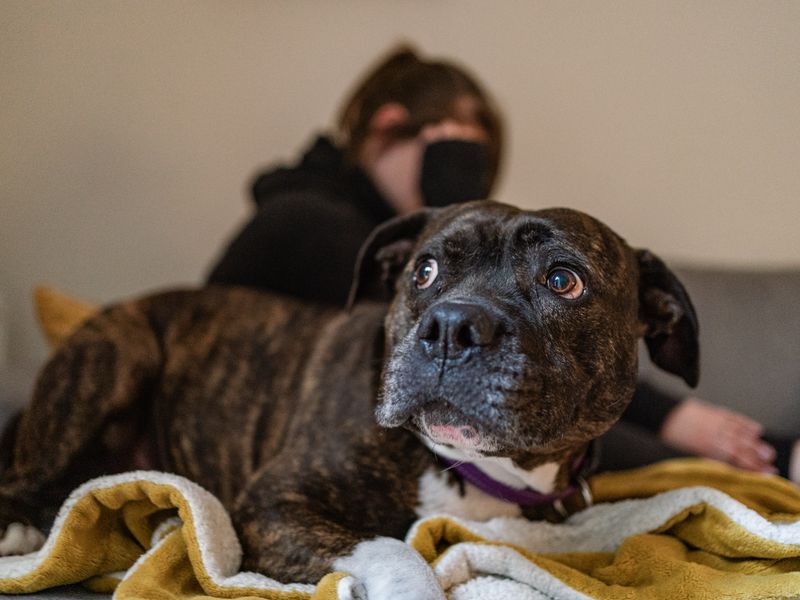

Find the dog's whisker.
xmin=439 ymin=460 xmax=465 ymax=474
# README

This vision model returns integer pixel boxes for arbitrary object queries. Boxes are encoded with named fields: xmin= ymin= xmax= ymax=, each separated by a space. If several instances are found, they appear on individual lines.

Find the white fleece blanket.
xmin=0 ymin=462 xmax=799 ymax=599
xmin=418 ymin=486 xmax=800 ymax=599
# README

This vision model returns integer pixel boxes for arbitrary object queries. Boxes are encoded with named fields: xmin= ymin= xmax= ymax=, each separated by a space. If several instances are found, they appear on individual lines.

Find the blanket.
xmin=1 ymin=459 xmax=799 ymax=599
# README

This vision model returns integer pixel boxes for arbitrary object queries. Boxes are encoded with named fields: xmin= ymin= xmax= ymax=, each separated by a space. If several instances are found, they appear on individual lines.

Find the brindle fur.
xmin=0 ymin=201 xmax=697 ymax=583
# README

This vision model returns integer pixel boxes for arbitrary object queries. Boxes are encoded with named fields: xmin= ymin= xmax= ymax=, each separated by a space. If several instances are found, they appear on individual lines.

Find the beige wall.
xmin=2 ymin=1 xmax=799 ymax=367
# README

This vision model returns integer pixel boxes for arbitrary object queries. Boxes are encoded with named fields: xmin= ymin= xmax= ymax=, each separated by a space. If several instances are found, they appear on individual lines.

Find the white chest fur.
xmin=415 ymin=467 xmax=523 ymax=520
xmin=414 ymin=443 xmax=561 ymax=520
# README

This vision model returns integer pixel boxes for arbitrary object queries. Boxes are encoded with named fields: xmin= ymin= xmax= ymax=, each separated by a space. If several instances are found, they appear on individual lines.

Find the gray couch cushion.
xmin=640 ymin=267 xmax=800 ymax=436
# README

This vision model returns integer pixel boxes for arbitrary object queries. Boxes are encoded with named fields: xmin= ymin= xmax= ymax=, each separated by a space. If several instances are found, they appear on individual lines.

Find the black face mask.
xmin=419 ymin=140 xmax=492 ymax=208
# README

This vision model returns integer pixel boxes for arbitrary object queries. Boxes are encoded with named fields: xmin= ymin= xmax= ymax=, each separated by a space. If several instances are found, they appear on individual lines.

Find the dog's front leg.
xmin=232 ymin=468 xmax=444 ymax=600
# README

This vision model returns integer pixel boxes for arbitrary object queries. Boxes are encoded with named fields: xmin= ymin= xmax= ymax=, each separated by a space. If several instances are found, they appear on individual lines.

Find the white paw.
xmin=337 ymin=575 xmax=367 ymax=600
xmin=0 ymin=522 xmax=45 ymax=556
xmin=334 ymin=537 xmax=445 ymax=600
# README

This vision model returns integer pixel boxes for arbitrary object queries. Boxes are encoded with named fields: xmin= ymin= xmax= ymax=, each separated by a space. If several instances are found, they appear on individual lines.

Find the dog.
xmin=0 ymin=200 xmax=698 ymax=599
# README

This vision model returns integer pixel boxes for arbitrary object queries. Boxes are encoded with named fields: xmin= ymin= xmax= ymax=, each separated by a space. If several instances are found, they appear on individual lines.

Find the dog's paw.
xmin=333 ymin=537 xmax=445 ymax=600
xmin=0 ymin=522 xmax=45 ymax=556
xmin=336 ymin=576 xmax=367 ymax=600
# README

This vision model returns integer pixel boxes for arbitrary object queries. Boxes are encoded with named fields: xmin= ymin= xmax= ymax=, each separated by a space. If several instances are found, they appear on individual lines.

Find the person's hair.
xmin=337 ymin=44 xmax=505 ymax=191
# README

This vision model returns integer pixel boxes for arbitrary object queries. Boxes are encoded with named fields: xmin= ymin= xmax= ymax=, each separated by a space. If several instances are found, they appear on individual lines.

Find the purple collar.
xmin=434 ymin=447 xmax=595 ymax=514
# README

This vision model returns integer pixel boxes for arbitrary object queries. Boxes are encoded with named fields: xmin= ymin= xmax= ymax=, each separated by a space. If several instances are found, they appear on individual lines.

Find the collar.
xmin=431 ymin=442 xmax=597 ymax=519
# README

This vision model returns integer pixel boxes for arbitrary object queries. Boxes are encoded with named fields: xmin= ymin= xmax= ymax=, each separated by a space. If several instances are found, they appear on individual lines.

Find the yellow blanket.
xmin=1 ymin=460 xmax=799 ymax=599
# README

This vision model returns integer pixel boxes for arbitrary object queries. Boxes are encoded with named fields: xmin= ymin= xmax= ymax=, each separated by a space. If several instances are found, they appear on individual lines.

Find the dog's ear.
xmin=636 ymin=249 xmax=700 ymax=388
xmin=347 ymin=209 xmax=437 ymax=309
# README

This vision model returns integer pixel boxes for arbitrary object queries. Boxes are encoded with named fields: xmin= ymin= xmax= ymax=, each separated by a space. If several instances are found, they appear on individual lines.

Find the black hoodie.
xmin=208 ymin=136 xmax=395 ymax=305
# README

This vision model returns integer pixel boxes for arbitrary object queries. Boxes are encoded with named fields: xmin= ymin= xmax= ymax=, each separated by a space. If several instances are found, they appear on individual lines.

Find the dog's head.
xmin=349 ymin=201 xmax=698 ymax=466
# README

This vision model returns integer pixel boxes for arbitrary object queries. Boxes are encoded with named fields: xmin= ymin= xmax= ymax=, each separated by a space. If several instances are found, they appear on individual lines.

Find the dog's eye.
xmin=546 ymin=268 xmax=584 ymax=299
xmin=414 ymin=258 xmax=438 ymax=289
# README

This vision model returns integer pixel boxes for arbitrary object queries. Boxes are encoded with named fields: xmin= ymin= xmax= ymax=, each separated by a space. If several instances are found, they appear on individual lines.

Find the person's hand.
xmin=659 ymin=397 xmax=777 ymax=473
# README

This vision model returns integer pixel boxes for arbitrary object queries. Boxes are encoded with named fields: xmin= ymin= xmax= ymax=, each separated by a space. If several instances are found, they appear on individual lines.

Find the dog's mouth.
xmin=411 ymin=404 xmax=494 ymax=452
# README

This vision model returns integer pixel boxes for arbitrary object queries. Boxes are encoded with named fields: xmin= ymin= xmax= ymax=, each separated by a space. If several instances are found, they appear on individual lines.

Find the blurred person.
xmin=206 ymin=44 xmax=798 ymax=483
xmin=208 ymin=46 xmax=501 ymax=305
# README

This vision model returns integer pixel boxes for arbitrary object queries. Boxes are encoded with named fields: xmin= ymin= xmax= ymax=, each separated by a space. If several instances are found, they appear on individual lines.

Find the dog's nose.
xmin=417 ymin=302 xmax=498 ymax=360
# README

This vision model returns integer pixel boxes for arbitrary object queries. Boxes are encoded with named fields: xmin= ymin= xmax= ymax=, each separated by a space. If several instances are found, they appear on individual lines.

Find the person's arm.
xmin=622 ymin=382 xmax=681 ymax=434
xmin=626 ymin=382 xmax=777 ymax=473
xmin=207 ymin=192 xmax=374 ymax=306
xmin=659 ymin=396 xmax=777 ymax=473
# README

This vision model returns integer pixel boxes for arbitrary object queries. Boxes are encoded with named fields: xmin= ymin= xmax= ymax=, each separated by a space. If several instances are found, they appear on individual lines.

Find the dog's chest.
xmin=414 ymin=468 xmax=523 ymax=520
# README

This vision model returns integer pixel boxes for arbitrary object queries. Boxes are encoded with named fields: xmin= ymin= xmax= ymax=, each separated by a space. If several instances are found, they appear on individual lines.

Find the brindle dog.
xmin=0 ymin=201 xmax=697 ymax=599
